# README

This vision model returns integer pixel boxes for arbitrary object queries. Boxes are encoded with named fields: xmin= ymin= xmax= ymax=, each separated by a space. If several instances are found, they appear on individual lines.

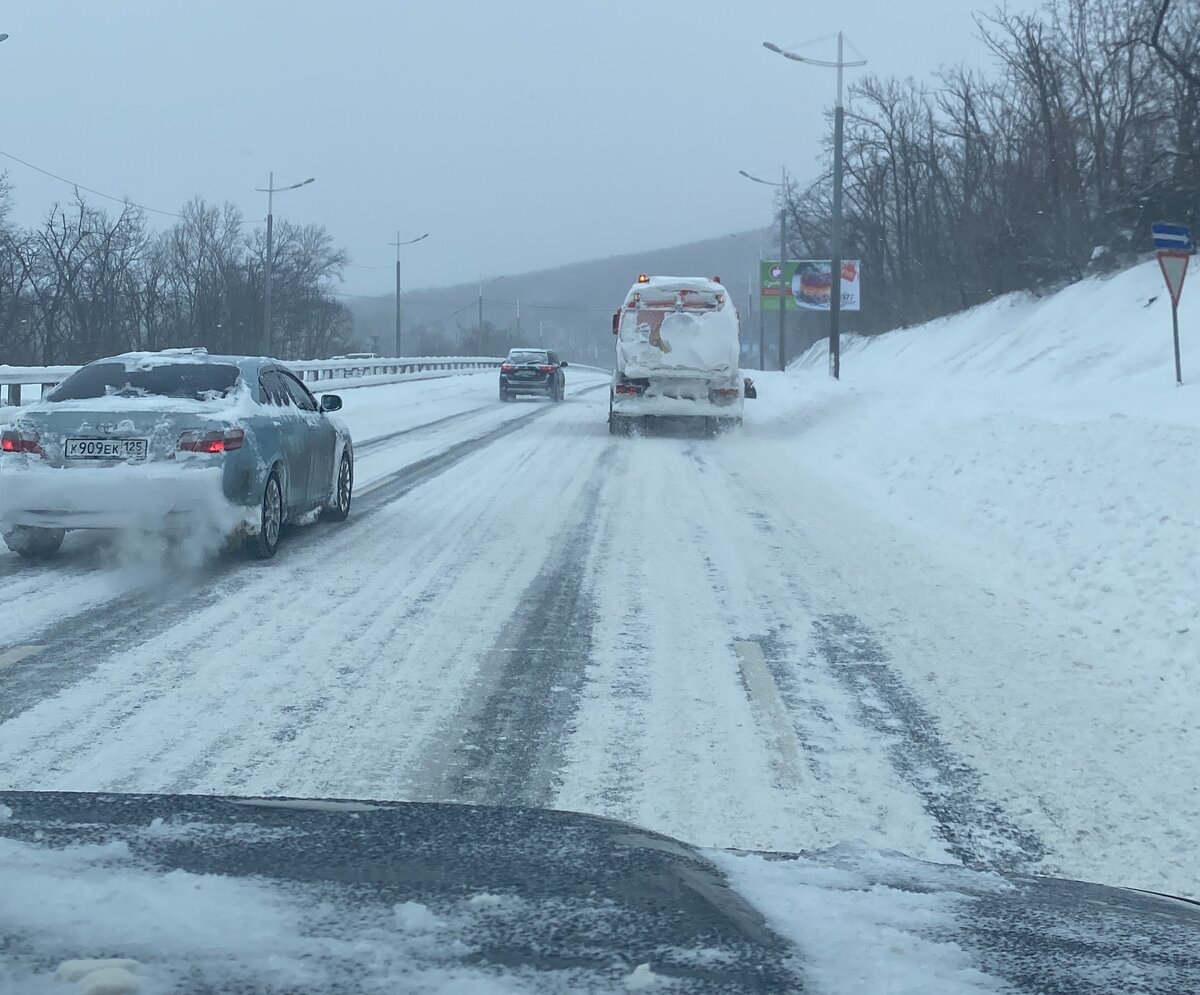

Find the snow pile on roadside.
xmin=746 ymin=256 xmax=1200 ymax=894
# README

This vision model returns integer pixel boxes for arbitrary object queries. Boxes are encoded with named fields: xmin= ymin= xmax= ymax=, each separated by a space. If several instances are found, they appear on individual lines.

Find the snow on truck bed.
xmin=618 ymin=276 xmax=740 ymax=378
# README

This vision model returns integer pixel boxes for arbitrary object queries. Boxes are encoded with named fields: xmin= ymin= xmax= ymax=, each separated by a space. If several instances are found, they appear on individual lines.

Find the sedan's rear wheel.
xmin=2 ymin=525 xmax=66 ymax=559
xmin=250 ymin=471 xmax=283 ymax=559
xmin=322 ymin=450 xmax=353 ymax=522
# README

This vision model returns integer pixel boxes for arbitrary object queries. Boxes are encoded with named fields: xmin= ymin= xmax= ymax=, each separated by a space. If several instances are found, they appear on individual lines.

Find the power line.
xmin=0 ymin=146 xmax=184 ymax=218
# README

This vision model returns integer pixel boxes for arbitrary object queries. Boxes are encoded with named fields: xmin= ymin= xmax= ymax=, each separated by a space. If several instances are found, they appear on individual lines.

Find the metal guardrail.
xmin=0 ymin=356 xmax=503 ymax=406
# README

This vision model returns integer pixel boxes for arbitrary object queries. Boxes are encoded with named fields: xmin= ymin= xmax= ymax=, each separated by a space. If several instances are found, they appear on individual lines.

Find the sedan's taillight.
xmin=0 ymin=429 xmax=44 ymax=456
xmin=178 ymin=428 xmax=245 ymax=453
xmin=500 ymin=363 xmax=514 ymax=372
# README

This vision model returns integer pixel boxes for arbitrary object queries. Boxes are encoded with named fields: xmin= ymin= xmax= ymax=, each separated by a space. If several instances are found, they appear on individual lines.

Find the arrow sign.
xmin=1158 ymin=249 xmax=1190 ymax=307
xmin=1152 ymin=221 xmax=1193 ymax=251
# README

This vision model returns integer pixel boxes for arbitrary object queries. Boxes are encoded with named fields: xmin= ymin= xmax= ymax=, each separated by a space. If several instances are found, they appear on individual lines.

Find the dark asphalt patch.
xmin=812 ymin=613 xmax=1048 ymax=872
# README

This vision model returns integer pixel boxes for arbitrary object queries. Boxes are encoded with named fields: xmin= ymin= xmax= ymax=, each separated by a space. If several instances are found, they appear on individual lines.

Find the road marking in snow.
xmin=0 ymin=645 xmax=45 ymax=671
xmin=734 ymin=640 xmax=805 ymax=790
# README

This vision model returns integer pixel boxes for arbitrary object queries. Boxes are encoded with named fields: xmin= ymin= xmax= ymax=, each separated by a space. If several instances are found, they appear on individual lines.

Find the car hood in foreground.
xmin=1 ymin=792 xmax=1197 ymax=993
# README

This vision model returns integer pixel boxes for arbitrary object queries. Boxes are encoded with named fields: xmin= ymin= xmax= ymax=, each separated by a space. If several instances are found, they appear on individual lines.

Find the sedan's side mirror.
xmin=320 ymin=394 xmax=343 ymax=412
xmin=560 ymin=360 xmax=569 ymax=367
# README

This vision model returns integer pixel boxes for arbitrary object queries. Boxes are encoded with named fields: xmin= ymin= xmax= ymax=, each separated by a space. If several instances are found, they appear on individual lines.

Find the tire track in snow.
xmin=416 ymin=445 xmax=614 ymax=808
xmin=0 ymin=396 xmax=597 ymax=728
xmin=717 ymin=456 xmax=1047 ymax=871
xmin=0 ymin=394 xmax=611 ymax=796
xmin=812 ymin=613 xmax=1048 ymax=871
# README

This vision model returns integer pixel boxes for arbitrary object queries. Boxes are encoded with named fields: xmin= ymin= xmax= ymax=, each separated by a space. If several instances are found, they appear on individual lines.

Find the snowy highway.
xmin=1 ymin=300 xmax=1196 ymax=911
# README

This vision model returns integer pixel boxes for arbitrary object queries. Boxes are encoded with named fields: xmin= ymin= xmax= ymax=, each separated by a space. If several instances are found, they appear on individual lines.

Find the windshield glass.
xmin=3 ymin=1 xmax=1199 ymax=988
xmin=46 ymin=363 xmax=241 ymax=402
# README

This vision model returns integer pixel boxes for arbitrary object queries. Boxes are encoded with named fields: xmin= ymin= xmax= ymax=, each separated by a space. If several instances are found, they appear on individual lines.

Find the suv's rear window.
xmin=47 ymin=363 xmax=241 ymax=402
xmin=507 ymin=351 xmax=548 ymax=365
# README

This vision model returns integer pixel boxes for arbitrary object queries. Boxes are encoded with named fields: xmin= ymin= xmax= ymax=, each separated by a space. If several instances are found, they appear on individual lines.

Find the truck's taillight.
xmin=500 ymin=363 xmax=514 ymax=372
xmin=1 ymin=429 xmax=44 ymax=455
xmin=614 ymin=383 xmax=643 ymax=395
xmin=537 ymin=365 xmax=555 ymax=373
xmin=178 ymin=428 xmax=245 ymax=453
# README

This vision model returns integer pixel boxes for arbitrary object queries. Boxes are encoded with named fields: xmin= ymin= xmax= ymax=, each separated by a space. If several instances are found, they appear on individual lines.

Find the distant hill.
xmin=347 ymin=230 xmax=771 ymax=363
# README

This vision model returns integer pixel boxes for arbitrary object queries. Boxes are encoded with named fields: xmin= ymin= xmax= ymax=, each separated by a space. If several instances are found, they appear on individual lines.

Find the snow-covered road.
xmin=0 ymin=312 xmax=1193 ymax=906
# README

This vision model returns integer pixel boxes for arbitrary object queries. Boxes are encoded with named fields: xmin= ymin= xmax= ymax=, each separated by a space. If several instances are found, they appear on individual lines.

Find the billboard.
xmin=760 ymin=260 xmax=861 ymax=311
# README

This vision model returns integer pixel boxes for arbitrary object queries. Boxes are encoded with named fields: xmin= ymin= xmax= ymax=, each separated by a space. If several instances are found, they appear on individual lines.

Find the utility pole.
xmin=830 ymin=32 xmax=846 ymax=379
xmin=764 ymin=35 xmax=866 ymax=380
xmin=516 ymin=297 xmax=521 ymax=341
xmin=390 ymin=231 xmax=402 ymax=357
xmin=255 ymin=172 xmax=315 ymax=356
xmin=264 ymin=172 xmax=274 ymax=355
xmin=778 ymin=166 xmax=787 ymax=371
xmin=388 ymin=231 xmax=429 ymax=358
xmin=478 ymin=278 xmax=485 ymax=356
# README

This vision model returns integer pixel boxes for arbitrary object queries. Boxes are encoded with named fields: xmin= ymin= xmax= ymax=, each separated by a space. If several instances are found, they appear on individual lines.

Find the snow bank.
xmin=748 ymin=255 xmax=1200 ymax=896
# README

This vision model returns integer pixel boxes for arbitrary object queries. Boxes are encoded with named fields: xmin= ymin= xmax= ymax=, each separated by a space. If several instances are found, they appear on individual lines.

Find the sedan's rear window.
xmin=507 ymin=351 xmax=548 ymax=365
xmin=47 ymin=363 xmax=241 ymax=402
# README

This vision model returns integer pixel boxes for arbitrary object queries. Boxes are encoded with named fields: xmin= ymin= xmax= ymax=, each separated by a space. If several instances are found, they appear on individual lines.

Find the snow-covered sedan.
xmin=0 ymin=349 xmax=353 ymax=560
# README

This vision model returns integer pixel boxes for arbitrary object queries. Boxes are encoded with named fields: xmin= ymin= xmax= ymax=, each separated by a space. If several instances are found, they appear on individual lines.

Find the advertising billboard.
xmin=760 ymin=260 xmax=861 ymax=311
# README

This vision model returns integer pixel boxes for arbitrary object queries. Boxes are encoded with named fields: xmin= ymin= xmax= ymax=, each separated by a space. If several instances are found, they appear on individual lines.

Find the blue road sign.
xmin=1152 ymin=221 xmax=1193 ymax=251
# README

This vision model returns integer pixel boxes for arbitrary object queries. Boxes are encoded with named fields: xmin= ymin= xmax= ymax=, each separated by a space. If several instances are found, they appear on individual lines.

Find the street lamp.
xmin=764 ymin=35 xmax=866 ymax=379
xmin=255 ymin=172 xmax=315 ymax=356
xmin=477 ymin=274 xmax=508 ymax=356
xmin=728 ymin=229 xmax=769 ymax=371
xmin=389 ymin=231 xmax=430 ymax=357
xmin=740 ymin=167 xmax=789 ymax=371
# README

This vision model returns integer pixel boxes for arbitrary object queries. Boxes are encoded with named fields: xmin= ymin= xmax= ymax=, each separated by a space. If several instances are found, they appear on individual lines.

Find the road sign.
xmin=1152 ymin=221 xmax=1193 ymax=251
xmin=1158 ymin=250 xmax=1190 ymax=308
xmin=1157 ymin=249 xmax=1190 ymax=385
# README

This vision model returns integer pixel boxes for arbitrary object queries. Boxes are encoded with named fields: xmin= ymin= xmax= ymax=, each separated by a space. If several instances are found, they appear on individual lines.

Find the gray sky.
xmin=0 ymin=1 xmax=1024 ymax=298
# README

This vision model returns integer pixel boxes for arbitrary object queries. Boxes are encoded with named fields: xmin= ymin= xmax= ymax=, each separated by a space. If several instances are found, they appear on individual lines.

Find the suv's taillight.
xmin=178 ymin=428 xmax=245 ymax=453
xmin=537 ymin=365 xmax=555 ymax=373
xmin=614 ymin=383 xmax=643 ymax=395
xmin=711 ymin=387 xmax=740 ymax=398
xmin=0 ymin=429 xmax=44 ymax=455
xmin=500 ymin=363 xmax=514 ymax=372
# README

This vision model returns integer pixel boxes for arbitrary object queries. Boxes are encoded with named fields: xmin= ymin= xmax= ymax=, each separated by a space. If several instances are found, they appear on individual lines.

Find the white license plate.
xmin=65 ymin=438 xmax=149 ymax=461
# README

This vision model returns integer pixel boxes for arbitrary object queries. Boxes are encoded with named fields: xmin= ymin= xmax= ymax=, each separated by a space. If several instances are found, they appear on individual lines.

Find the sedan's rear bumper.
xmin=0 ymin=461 xmax=254 ymax=533
xmin=501 ymin=382 xmax=555 ymax=395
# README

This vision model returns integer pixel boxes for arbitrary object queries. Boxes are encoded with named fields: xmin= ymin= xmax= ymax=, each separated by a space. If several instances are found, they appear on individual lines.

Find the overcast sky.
xmin=0 ymin=1 xmax=1029 ymax=298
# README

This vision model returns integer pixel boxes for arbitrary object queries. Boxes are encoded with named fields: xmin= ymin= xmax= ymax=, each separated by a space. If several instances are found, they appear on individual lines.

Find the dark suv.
xmin=499 ymin=349 xmax=567 ymax=402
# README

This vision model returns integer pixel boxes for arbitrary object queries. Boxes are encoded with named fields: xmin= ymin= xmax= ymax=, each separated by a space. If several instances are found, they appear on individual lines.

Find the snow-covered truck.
xmin=608 ymin=274 xmax=755 ymax=436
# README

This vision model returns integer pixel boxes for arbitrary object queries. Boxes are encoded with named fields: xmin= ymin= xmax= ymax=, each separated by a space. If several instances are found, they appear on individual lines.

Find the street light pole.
xmin=389 ymin=231 xmax=429 ymax=357
xmin=831 ymin=34 xmax=846 ymax=379
xmin=779 ymin=166 xmax=787 ymax=371
xmin=764 ymin=35 xmax=866 ymax=380
xmin=255 ymin=173 xmax=315 ymax=356
xmin=739 ymin=168 xmax=790 ymax=370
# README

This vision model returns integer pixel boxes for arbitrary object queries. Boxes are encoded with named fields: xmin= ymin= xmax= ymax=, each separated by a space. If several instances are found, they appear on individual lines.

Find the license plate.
xmin=65 ymin=438 xmax=149 ymax=461
xmin=516 ymin=370 xmax=537 ymax=378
